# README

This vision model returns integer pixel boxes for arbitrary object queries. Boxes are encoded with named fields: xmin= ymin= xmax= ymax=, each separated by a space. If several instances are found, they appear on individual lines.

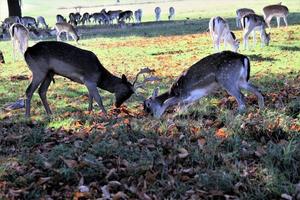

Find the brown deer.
xmin=24 ymin=41 xmax=151 ymax=118
xmin=263 ymin=3 xmax=289 ymax=28
xmin=236 ymin=8 xmax=255 ymax=28
xmin=144 ymin=51 xmax=264 ymax=118
xmin=241 ymin=13 xmax=270 ymax=49
xmin=55 ymin=22 xmax=79 ymax=42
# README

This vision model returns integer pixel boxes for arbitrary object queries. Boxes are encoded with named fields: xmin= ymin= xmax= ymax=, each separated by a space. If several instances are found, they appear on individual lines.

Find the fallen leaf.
xmin=178 ymin=148 xmax=189 ymax=159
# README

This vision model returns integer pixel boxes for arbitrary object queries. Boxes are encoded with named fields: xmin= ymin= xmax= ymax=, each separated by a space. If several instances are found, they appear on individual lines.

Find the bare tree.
xmin=7 ymin=0 xmax=22 ymax=17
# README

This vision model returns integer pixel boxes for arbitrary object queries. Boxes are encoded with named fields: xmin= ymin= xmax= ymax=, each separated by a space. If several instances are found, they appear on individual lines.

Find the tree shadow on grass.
xmin=277 ymin=45 xmax=300 ymax=52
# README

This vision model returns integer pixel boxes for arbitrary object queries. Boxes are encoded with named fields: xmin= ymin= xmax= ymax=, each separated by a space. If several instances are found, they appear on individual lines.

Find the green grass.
xmin=0 ymin=0 xmax=300 ymax=199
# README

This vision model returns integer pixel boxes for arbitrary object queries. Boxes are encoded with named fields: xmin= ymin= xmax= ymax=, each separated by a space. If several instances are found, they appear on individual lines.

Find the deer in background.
xmin=236 ymin=8 xmax=255 ymax=28
xmin=144 ymin=51 xmax=264 ymax=118
xmin=168 ymin=7 xmax=175 ymax=20
xmin=0 ymin=50 xmax=5 ymax=64
xmin=241 ymin=13 xmax=270 ymax=49
xmin=21 ymin=16 xmax=37 ymax=29
xmin=23 ymin=41 xmax=151 ymax=118
xmin=36 ymin=16 xmax=48 ymax=29
xmin=118 ymin=10 xmax=134 ymax=23
xmin=209 ymin=16 xmax=239 ymax=52
xmin=134 ymin=9 xmax=142 ymax=23
xmin=155 ymin=7 xmax=161 ymax=21
xmin=56 ymin=14 xmax=66 ymax=23
xmin=263 ymin=3 xmax=289 ymax=28
xmin=9 ymin=23 xmax=29 ymax=61
xmin=55 ymin=22 xmax=79 ymax=42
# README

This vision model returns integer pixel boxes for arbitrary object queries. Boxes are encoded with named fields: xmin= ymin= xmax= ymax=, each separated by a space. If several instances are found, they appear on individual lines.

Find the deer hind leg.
xmin=220 ymin=82 xmax=246 ymax=112
xmin=56 ymin=31 xmax=62 ymax=41
xmin=276 ymin=17 xmax=281 ymax=28
xmin=88 ymin=93 xmax=93 ymax=111
xmin=84 ymin=81 xmax=106 ymax=114
xmin=25 ymin=73 xmax=47 ymax=117
xmin=243 ymin=29 xmax=252 ymax=50
xmin=283 ymin=16 xmax=288 ymax=27
xmin=38 ymin=73 xmax=54 ymax=115
xmin=239 ymin=82 xmax=264 ymax=109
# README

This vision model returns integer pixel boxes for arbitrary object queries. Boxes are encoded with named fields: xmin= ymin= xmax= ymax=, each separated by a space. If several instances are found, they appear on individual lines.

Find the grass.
xmin=0 ymin=0 xmax=300 ymax=199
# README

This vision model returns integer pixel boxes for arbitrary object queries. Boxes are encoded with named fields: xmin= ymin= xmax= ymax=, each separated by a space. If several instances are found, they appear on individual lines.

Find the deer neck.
xmin=97 ymin=73 xmax=123 ymax=94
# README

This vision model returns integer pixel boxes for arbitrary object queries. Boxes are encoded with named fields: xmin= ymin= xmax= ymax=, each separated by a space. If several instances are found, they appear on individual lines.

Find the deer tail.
xmin=243 ymin=57 xmax=250 ymax=81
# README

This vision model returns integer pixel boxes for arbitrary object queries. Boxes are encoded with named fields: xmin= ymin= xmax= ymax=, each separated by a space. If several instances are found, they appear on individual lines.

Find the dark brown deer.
xmin=24 ymin=41 xmax=149 ymax=118
xmin=144 ymin=51 xmax=264 ymax=118
xmin=0 ymin=50 xmax=5 ymax=64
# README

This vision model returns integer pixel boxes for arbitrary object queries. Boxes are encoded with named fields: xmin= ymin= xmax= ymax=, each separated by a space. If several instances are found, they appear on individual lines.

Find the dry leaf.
xmin=178 ymin=148 xmax=189 ymax=158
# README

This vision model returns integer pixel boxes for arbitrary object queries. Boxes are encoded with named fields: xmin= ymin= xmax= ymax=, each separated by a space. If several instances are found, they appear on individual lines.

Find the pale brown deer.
xmin=55 ymin=22 xmax=79 ymax=42
xmin=236 ymin=8 xmax=255 ymax=28
xmin=144 ymin=51 xmax=264 ymax=118
xmin=9 ymin=23 xmax=29 ymax=61
xmin=263 ymin=3 xmax=289 ymax=28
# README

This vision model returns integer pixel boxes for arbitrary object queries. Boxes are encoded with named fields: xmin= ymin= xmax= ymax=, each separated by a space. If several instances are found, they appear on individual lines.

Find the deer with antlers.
xmin=144 ymin=51 xmax=264 ymax=118
xmin=24 ymin=41 xmax=154 ymax=118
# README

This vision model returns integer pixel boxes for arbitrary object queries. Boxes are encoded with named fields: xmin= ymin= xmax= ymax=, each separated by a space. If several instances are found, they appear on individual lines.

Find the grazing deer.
xmin=134 ymin=9 xmax=142 ymax=23
xmin=9 ymin=23 xmax=29 ymax=60
xmin=56 ymin=14 xmax=66 ymax=23
xmin=81 ymin=12 xmax=90 ymax=25
xmin=236 ymin=8 xmax=255 ymax=28
xmin=263 ymin=3 xmax=289 ymax=28
xmin=21 ymin=16 xmax=37 ymax=28
xmin=168 ymin=7 xmax=175 ymax=20
xmin=241 ymin=13 xmax=270 ymax=49
xmin=118 ymin=10 xmax=134 ymax=23
xmin=68 ymin=12 xmax=77 ymax=26
xmin=155 ymin=7 xmax=161 ymax=21
xmin=36 ymin=16 xmax=48 ymax=29
xmin=0 ymin=50 xmax=5 ymax=64
xmin=23 ymin=41 xmax=149 ymax=118
xmin=55 ymin=22 xmax=79 ymax=42
xmin=107 ymin=10 xmax=122 ymax=24
xmin=209 ymin=16 xmax=239 ymax=52
xmin=144 ymin=51 xmax=264 ymax=118
xmin=2 ymin=16 xmax=21 ymax=29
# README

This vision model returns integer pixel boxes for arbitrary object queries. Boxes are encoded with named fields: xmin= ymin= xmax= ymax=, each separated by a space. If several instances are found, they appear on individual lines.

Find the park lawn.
xmin=0 ymin=0 xmax=300 ymax=199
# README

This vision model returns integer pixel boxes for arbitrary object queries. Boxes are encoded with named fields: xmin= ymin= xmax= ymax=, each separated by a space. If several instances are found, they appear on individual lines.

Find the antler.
xmin=133 ymin=67 xmax=160 ymax=92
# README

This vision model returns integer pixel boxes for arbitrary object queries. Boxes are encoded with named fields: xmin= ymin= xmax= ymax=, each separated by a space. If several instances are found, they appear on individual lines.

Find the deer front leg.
xmin=283 ymin=16 xmax=288 ymax=27
xmin=56 ymin=31 xmax=62 ymax=41
xmin=84 ymin=81 xmax=107 ymax=114
xmin=243 ymin=29 xmax=251 ymax=50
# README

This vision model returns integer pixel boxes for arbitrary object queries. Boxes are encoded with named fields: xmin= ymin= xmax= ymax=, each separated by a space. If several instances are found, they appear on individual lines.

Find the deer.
xmin=241 ymin=13 xmax=270 ymax=49
xmin=154 ymin=7 xmax=161 ymax=21
xmin=118 ymin=10 xmax=134 ymax=23
xmin=54 ymin=22 xmax=79 ymax=42
xmin=168 ymin=7 xmax=175 ymax=20
xmin=56 ymin=14 xmax=66 ymax=23
xmin=0 ymin=50 xmax=5 ymax=64
xmin=36 ymin=16 xmax=48 ymax=29
xmin=20 ymin=16 xmax=37 ymax=29
xmin=236 ymin=8 xmax=255 ymax=28
xmin=106 ymin=10 xmax=122 ymax=24
xmin=24 ymin=41 xmax=153 ymax=118
xmin=2 ymin=16 xmax=21 ymax=30
xmin=263 ymin=3 xmax=289 ymax=28
xmin=209 ymin=16 xmax=239 ymax=52
xmin=9 ymin=23 xmax=29 ymax=61
xmin=134 ymin=9 xmax=142 ymax=23
xmin=144 ymin=51 xmax=264 ymax=118
xmin=81 ymin=12 xmax=90 ymax=25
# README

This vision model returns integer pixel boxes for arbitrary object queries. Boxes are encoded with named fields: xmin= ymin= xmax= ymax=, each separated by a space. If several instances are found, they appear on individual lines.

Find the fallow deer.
xmin=21 ymin=16 xmax=37 ymax=28
xmin=263 ymin=3 xmax=289 ymax=28
xmin=36 ymin=16 xmax=48 ymax=29
xmin=56 ymin=14 xmax=66 ymax=23
xmin=168 ymin=7 xmax=175 ymax=20
xmin=0 ymin=50 xmax=5 ymax=64
xmin=9 ymin=23 xmax=29 ymax=61
xmin=134 ymin=9 xmax=142 ymax=23
xmin=24 ymin=41 xmax=151 ymax=118
xmin=81 ymin=12 xmax=90 ymax=25
xmin=144 ymin=51 xmax=264 ymax=118
xmin=118 ymin=10 xmax=134 ymax=23
xmin=236 ymin=8 xmax=255 ymax=28
xmin=241 ymin=13 xmax=270 ymax=49
xmin=209 ymin=16 xmax=239 ymax=52
xmin=55 ymin=22 xmax=79 ymax=42
xmin=155 ymin=7 xmax=161 ymax=21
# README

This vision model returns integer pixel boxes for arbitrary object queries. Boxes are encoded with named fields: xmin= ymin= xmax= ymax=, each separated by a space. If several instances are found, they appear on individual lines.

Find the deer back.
xmin=263 ymin=4 xmax=289 ymax=16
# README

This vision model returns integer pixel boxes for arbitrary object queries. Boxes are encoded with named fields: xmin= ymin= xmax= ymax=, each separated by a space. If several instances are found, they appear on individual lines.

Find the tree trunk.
xmin=7 ymin=0 xmax=22 ymax=17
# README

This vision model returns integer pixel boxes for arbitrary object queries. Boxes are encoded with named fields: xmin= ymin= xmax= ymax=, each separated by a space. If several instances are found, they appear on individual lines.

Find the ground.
xmin=0 ymin=0 xmax=299 ymax=199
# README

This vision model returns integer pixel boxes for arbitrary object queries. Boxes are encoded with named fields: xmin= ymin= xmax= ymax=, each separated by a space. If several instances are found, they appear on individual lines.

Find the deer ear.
xmin=152 ymin=87 xmax=159 ymax=98
xmin=121 ymin=74 xmax=128 ymax=82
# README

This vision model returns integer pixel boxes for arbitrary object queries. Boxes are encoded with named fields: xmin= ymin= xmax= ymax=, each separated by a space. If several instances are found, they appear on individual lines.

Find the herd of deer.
xmin=0 ymin=3 xmax=290 ymax=118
